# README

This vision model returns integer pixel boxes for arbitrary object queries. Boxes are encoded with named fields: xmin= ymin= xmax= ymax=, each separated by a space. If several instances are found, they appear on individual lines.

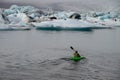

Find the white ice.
xmin=32 ymin=19 xmax=110 ymax=29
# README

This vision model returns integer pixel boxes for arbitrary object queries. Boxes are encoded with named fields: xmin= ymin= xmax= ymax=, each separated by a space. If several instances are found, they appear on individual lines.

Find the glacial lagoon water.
xmin=0 ymin=28 xmax=120 ymax=80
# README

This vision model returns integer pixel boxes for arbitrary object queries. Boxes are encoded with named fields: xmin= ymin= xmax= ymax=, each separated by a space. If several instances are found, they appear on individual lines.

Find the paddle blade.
xmin=70 ymin=46 xmax=74 ymax=50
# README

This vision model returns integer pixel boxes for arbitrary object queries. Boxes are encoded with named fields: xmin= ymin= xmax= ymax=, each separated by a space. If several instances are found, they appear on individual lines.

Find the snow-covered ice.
xmin=32 ymin=19 xmax=111 ymax=31
xmin=0 ymin=5 xmax=120 ymax=31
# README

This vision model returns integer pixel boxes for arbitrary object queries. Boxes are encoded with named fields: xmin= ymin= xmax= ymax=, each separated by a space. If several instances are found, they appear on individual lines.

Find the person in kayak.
xmin=70 ymin=46 xmax=81 ymax=57
xmin=74 ymin=51 xmax=81 ymax=57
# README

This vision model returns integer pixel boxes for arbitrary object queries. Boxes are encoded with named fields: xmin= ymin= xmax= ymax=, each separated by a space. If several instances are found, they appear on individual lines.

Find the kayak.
xmin=70 ymin=56 xmax=85 ymax=61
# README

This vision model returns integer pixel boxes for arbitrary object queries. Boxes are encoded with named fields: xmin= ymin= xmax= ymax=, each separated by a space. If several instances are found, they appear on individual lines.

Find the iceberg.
xmin=7 ymin=13 xmax=30 ymax=24
xmin=4 ymin=5 xmax=43 ymax=15
xmin=99 ymin=19 xmax=120 ymax=27
xmin=0 ymin=5 xmax=120 ymax=31
xmin=0 ymin=23 xmax=31 ymax=31
xmin=0 ymin=14 xmax=6 ymax=23
xmin=33 ymin=19 xmax=110 ymax=31
xmin=51 ymin=11 xmax=81 ymax=20
xmin=86 ymin=12 xmax=120 ymax=27
xmin=33 ymin=19 xmax=91 ymax=31
xmin=0 ymin=9 xmax=9 ymax=24
xmin=3 ymin=5 xmax=44 ymax=23
xmin=86 ymin=16 xmax=120 ymax=27
xmin=0 ymin=24 xmax=12 ymax=31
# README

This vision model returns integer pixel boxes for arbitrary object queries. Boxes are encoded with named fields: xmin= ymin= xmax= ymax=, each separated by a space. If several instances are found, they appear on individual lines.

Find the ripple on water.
xmin=0 ymin=57 xmax=119 ymax=80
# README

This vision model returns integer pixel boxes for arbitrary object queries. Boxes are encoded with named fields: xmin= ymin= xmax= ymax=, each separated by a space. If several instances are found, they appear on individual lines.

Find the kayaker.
xmin=74 ymin=51 xmax=81 ymax=57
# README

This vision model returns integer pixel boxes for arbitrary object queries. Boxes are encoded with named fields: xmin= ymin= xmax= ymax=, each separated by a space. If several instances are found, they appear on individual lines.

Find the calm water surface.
xmin=0 ymin=28 xmax=120 ymax=80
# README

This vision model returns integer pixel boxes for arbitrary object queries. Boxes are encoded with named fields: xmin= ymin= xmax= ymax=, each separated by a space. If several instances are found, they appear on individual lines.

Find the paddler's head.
xmin=75 ymin=51 xmax=78 ymax=53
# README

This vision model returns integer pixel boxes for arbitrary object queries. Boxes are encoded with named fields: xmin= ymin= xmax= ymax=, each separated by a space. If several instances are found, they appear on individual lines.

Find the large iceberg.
xmin=0 ymin=5 xmax=120 ymax=31
xmin=0 ymin=5 xmax=43 ymax=30
xmin=0 ymin=12 xmax=31 ymax=31
xmin=33 ymin=19 xmax=110 ymax=31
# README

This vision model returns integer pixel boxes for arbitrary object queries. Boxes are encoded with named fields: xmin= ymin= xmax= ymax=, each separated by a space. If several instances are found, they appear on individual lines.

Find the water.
xmin=0 ymin=28 xmax=120 ymax=80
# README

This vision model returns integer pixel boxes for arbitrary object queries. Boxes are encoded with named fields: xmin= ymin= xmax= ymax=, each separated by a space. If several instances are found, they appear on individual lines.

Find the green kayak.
xmin=70 ymin=56 xmax=85 ymax=61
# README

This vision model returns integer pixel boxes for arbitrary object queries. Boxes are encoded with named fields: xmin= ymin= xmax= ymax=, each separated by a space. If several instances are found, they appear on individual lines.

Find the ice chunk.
xmin=7 ymin=13 xmax=29 ymax=24
xmin=0 ymin=9 xmax=9 ymax=24
xmin=4 ymin=9 xmax=17 ymax=15
xmin=100 ymin=19 xmax=120 ymax=27
xmin=51 ymin=11 xmax=81 ymax=19
xmin=33 ymin=19 xmax=91 ymax=28
xmin=0 ymin=14 xmax=6 ymax=23
xmin=99 ymin=14 xmax=111 ymax=20
xmin=4 ymin=5 xmax=44 ymax=17
xmin=0 ymin=23 xmax=31 ymax=31
xmin=32 ymin=19 xmax=110 ymax=31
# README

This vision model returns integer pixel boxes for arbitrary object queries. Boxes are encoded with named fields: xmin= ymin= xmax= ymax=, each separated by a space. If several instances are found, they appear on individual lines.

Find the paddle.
xmin=70 ymin=46 xmax=76 ymax=52
xmin=70 ymin=46 xmax=86 ymax=60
